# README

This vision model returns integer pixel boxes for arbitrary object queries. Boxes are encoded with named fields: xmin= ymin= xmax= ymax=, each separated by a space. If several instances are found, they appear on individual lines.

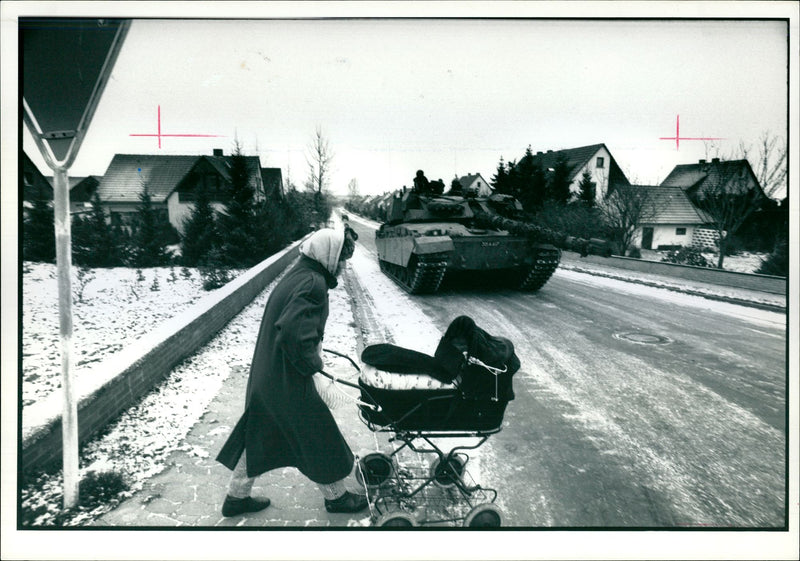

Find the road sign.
xmin=21 ymin=17 xmax=130 ymax=509
xmin=21 ymin=18 xmax=129 ymax=166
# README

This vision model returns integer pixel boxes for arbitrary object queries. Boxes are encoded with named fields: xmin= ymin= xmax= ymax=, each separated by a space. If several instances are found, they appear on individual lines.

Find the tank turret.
xmin=375 ymin=177 xmax=602 ymax=294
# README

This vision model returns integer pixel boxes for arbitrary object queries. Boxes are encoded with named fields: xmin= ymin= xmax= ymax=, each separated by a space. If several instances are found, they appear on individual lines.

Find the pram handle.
xmin=318 ymin=369 xmax=382 ymax=412
xmin=317 ymin=369 xmax=361 ymax=391
xmin=322 ymin=348 xmax=361 ymax=372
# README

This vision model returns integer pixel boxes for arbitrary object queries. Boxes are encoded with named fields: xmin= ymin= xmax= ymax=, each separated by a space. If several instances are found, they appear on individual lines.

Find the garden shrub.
xmin=660 ymin=246 xmax=714 ymax=268
xmin=79 ymin=470 xmax=130 ymax=509
xmin=756 ymin=237 xmax=788 ymax=277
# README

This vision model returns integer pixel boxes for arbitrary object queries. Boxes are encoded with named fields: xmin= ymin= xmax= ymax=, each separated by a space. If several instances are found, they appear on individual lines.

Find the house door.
xmin=642 ymin=227 xmax=654 ymax=250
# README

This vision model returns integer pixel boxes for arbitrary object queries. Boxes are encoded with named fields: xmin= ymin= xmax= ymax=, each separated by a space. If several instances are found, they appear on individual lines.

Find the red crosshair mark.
xmin=659 ymin=115 xmax=724 ymax=150
xmin=129 ymin=105 xmax=224 ymax=148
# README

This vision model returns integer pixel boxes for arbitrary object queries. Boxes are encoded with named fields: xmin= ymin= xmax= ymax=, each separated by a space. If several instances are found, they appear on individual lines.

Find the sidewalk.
xmin=559 ymin=251 xmax=786 ymax=313
xmin=91 ymin=362 xmax=380 ymax=528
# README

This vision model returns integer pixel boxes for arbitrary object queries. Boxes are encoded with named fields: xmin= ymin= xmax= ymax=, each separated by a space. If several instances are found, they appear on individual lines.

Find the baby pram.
xmin=322 ymin=316 xmax=520 ymax=527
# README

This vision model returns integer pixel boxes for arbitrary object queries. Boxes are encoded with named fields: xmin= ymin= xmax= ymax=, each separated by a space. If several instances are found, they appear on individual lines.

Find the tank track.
xmin=518 ymin=245 xmax=561 ymax=291
xmin=380 ymin=253 xmax=449 ymax=294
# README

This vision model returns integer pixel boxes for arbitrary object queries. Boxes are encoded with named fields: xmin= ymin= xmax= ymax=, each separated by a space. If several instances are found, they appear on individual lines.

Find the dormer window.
xmin=596 ymin=157 xmax=605 ymax=169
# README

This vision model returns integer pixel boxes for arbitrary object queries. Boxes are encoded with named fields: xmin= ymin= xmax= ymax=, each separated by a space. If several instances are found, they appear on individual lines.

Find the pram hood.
xmin=434 ymin=315 xmax=520 ymax=402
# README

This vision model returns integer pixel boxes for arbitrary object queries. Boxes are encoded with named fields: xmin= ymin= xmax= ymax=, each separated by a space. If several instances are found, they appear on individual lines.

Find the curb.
xmin=560 ymin=264 xmax=786 ymax=314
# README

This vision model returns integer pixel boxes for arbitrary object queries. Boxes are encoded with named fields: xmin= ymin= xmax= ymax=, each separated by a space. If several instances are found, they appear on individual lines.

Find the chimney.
xmin=711 ymin=157 xmax=720 ymax=164
xmin=213 ymin=148 xmax=223 ymax=157
xmin=698 ymin=159 xmax=706 ymax=165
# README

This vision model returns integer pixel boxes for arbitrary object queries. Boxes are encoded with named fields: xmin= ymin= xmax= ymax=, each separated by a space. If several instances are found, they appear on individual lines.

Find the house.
xmin=522 ymin=143 xmax=631 ymax=201
xmin=660 ymin=158 xmax=769 ymax=249
xmin=625 ymin=185 xmax=713 ymax=250
xmin=455 ymin=173 xmax=492 ymax=197
xmin=96 ymin=149 xmax=266 ymax=234
xmin=65 ymin=176 xmax=102 ymax=215
xmin=42 ymin=175 xmax=103 ymax=215
xmin=22 ymin=152 xmax=53 ymax=204
xmin=661 ymin=157 xmax=764 ymax=201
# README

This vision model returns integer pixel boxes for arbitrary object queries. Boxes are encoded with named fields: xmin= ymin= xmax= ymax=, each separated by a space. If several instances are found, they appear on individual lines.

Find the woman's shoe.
xmin=221 ymin=495 xmax=271 ymax=517
xmin=324 ymin=491 xmax=368 ymax=513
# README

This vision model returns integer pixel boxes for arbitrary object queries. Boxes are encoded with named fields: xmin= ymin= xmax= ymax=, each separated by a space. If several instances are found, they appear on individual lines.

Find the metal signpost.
xmin=21 ymin=17 xmax=130 ymax=509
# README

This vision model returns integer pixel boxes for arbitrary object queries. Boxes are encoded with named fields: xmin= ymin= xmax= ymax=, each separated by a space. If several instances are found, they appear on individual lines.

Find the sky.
xmin=14 ymin=4 xmax=792 ymax=198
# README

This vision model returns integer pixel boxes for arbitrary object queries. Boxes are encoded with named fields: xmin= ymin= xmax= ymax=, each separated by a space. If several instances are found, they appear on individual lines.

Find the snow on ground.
xmin=20 ymin=256 xmax=365 ymax=526
xmin=20 ymin=264 xmax=265 ymax=524
xmin=638 ymin=248 xmax=768 ymax=274
xmin=21 ymin=263 xmax=215 ymax=407
xmin=556 ymin=267 xmax=785 ymax=328
xmin=16 ymin=224 xmax=780 ymax=525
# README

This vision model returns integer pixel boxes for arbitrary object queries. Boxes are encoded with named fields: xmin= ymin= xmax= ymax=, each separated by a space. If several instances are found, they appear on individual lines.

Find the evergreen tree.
xmin=180 ymin=183 xmax=218 ymax=266
xmin=756 ymin=234 xmax=788 ymax=276
xmin=547 ymin=154 xmax=572 ymax=204
xmin=218 ymin=143 xmax=260 ymax=267
xmin=132 ymin=183 xmax=169 ymax=267
xmin=578 ymin=169 xmax=596 ymax=207
xmin=23 ymin=196 xmax=55 ymax=263
xmin=73 ymin=193 xmax=118 ymax=267
xmin=491 ymin=157 xmax=511 ymax=194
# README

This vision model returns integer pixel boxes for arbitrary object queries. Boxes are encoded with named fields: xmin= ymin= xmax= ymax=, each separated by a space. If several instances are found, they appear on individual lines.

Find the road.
xmin=341 ymin=213 xmax=787 ymax=528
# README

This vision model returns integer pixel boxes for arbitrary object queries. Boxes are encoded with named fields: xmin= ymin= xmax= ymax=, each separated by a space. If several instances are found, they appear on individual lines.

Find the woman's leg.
xmin=226 ymin=450 xmax=256 ymax=499
xmin=221 ymin=451 xmax=270 ymax=517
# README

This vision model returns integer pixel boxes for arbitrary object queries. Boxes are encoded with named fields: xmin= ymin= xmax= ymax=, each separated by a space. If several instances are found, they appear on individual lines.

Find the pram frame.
xmin=356 ymin=387 xmax=503 ymax=526
xmin=321 ymin=347 xmax=504 ymax=526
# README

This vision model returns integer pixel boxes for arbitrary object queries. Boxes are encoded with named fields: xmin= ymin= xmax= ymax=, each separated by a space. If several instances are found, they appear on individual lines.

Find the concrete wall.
xmin=564 ymin=251 xmax=786 ymax=294
xmin=22 ymin=238 xmax=304 ymax=474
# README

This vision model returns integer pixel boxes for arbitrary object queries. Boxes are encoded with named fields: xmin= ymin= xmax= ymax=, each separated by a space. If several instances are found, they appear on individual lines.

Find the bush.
xmin=627 ymin=247 xmax=642 ymax=259
xmin=530 ymin=200 xmax=606 ymax=240
xmin=199 ymin=248 xmax=233 ymax=290
xmin=660 ymin=247 xmax=714 ymax=268
xmin=756 ymin=237 xmax=788 ymax=277
xmin=79 ymin=470 xmax=129 ymax=509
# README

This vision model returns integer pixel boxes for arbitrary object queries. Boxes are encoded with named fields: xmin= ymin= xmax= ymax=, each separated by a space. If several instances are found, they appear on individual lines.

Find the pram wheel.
xmin=375 ymin=511 xmax=417 ymax=527
xmin=463 ymin=503 xmax=502 ymax=527
xmin=356 ymin=452 xmax=394 ymax=488
xmin=430 ymin=454 xmax=466 ymax=488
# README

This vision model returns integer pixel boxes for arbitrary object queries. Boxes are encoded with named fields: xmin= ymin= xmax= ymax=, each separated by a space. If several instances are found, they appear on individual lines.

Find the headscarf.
xmin=299 ymin=228 xmax=346 ymax=276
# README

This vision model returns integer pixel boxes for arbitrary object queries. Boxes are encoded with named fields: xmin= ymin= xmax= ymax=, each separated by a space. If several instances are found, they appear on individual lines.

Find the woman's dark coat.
xmin=216 ymin=256 xmax=354 ymax=484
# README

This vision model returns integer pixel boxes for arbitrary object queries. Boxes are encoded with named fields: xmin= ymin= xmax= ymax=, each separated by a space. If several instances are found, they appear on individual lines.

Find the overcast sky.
xmin=19 ymin=9 xmax=790 ymax=198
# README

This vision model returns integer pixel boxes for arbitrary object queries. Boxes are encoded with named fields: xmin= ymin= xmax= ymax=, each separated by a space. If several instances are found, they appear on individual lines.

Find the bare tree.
xmin=752 ymin=131 xmax=787 ymax=200
xmin=347 ymin=177 xmax=360 ymax=200
xmin=690 ymin=155 xmax=768 ymax=269
xmin=306 ymin=126 xmax=334 ymax=194
xmin=598 ymin=184 xmax=657 ymax=256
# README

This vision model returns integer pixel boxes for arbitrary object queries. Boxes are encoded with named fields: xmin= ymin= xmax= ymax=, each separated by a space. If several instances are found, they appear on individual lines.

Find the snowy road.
xmin=343 ymin=214 xmax=787 ymax=528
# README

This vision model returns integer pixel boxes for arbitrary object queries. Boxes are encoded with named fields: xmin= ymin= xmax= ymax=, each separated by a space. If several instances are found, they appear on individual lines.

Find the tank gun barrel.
xmin=472 ymin=211 xmax=610 ymax=257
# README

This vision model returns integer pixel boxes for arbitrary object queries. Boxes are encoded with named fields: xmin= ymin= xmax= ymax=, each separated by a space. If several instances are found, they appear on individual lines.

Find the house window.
xmin=676 ymin=227 xmax=686 ymax=235
xmin=596 ymin=157 xmax=605 ymax=169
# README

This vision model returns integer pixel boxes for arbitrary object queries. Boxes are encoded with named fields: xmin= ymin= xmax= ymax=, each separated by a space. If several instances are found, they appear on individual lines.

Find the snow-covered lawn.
xmin=20 ymin=263 xmax=236 ymax=524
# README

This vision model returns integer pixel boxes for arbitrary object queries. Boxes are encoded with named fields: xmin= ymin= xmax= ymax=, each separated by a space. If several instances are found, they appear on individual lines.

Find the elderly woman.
xmin=216 ymin=227 xmax=366 ymax=517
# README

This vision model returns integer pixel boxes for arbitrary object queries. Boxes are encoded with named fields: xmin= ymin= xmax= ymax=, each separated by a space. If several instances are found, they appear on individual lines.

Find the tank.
xmin=375 ymin=183 xmax=588 ymax=294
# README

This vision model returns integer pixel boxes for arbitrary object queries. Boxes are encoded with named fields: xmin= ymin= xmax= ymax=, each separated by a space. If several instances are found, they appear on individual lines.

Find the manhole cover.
xmin=613 ymin=332 xmax=672 ymax=345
